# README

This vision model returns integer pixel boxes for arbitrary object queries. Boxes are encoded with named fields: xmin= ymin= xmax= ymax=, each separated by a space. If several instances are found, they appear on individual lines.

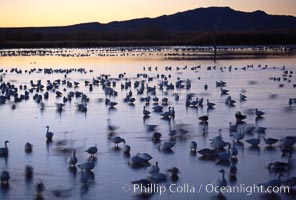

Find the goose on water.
xmin=24 ymin=142 xmax=33 ymax=152
xmin=150 ymin=172 xmax=167 ymax=182
xmin=190 ymin=141 xmax=197 ymax=152
xmin=111 ymin=136 xmax=125 ymax=148
xmin=263 ymin=137 xmax=278 ymax=146
xmin=143 ymin=106 xmax=150 ymax=117
xmin=152 ymin=132 xmax=162 ymax=141
xmin=85 ymin=144 xmax=98 ymax=157
xmin=0 ymin=141 xmax=9 ymax=156
xmin=129 ymin=155 xmax=148 ymax=166
xmin=123 ymin=145 xmax=131 ymax=154
xmin=158 ymin=141 xmax=175 ymax=151
xmin=46 ymin=126 xmax=54 ymax=141
xmin=107 ymin=119 xmax=119 ymax=132
xmin=77 ymin=161 xmax=95 ymax=171
xmin=147 ymin=161 xmax=160 ymax=174
xmin=35 ymin=180 xmax=46 ymax=198
xmin=136 ymin=153 xmax=153 ymax=162
xmin=246 ymin=136 xmax=260 ymax=146
xmin=255 ymin=108 xmax=265 ymax=117
xmin=0 ymin=170 xmax=10 ymax=185
xmin=67 ymin=149 xmax=78 ymax=167
xmin=217 ymin=169 xmax=227 ymax=192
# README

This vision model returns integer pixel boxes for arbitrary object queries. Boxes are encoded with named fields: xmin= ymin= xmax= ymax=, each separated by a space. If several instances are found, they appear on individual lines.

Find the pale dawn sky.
xmin=1 ymin=0 xmax=296 ymax=27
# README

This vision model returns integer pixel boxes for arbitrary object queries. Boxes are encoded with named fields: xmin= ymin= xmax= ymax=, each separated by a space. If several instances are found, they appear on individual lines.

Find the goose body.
xmin=147 ymin=161 xmax=160 ymax=174
xmin=111 ymin=136 xmax=125 ymax=147
xmin=263 ymin=137 xmax=278 ymax=146
xmin=0 ymin=141 xmax=9 ymax=156
xmin=246 ymin=137 xmax=260 ymax=146
xmin=67 ymin=149 xmax=78 ymax=167
xmin=24 ymin=142 xmax=33 ymax=152
xmin=158 ymin=141 xmax=175 ymax=151
xmin=190 ymin=141 xmax=197 ymax=152
xmin=46 ymin=126 xmax=54 ymax=140
xmin=77 ymin=161 xmax=95 ymax=171
xmin=0 ymin=171 xmax=10 ymax=185
xmin=85 ymin=144 xmax=98 ymax=157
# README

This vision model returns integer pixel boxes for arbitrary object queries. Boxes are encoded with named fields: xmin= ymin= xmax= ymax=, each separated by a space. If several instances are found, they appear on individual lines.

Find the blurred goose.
xmin=67 ymin=149 xmax=78 ymax=167
xmin=217 ymin=169 xmax=227 ymax=191
xmin=143 ymin=106 xmax=150 ymax=117
xmin=198 ymin=148 xmax=218 ymax=158
xmin=77 ymin=161 xmax=95 ymax=171
xmin=235 ymin=111 xmax=246 ymax=122
xmin=147 ymin=161 xmax=160 ymax=174
xmin=85 ymin=144 xmax=97 ymax=157
xmin=158 ymin=141 xmax=175 ymax=151
xmin=218 ymin=143 xmax=231 ymax=161
xmin=198 ymin=115 xmax=208 ymax=123
xmin=239 ymin=93 xmax=247 ymax=101
xmin=231 ymin=140 xmax=238 ymax=158
xmin=129 ymin=155 xmax=148 ymax=166
xmin=0 ymin=141 xmax=9 ymax=156
xmin=111 ymin=136 xmax=125 ymax=148
xmin=107 ymin=119 xmax=119 ymax=132
xmin=255 ymin=108 xmax=265 ymax=117
xmin=229 ymin=163 xmax=237 ymax=177
xmin=207 ymin=99 xmax=215 ymax=108
xmin=24 ymin=142 xmax=33 ymax=152
xmin=263 ymin=137 xmax=278 ymax=146
xmin=35 ymin=180 xmax=46 ymax=198
xmin=233 ymin=131 xmax=244 ymax=142
xmin=152 ymin=132 xmax=162 ymax=141
xmin=45 ymin=126 xmax=54 ymax=141
xmin=123 ymin=145 xmax=131 ymax=154
xmin=0 ymin=171 xmax=10 ymax=185
xmin=246 ymin=136 xmax=260 ymax=146
xmin=25 ymin=165 xmax=34 ymax=179
xmin=151 ymin=172 xmax=167 ymax=182
xmin=137 ymin=153 xmax=153 ymax=161
xmin=190 ymin=141 xmax=197 ymax=152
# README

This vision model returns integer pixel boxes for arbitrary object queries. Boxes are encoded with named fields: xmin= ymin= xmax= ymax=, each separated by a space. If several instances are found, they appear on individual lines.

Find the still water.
xmin=0 ymin=50 xmax=296 ymax=200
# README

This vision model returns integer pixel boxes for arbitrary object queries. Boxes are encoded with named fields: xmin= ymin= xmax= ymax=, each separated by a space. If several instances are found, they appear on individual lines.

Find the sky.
xmin=1 ymin=0 xmax=296 ymax=27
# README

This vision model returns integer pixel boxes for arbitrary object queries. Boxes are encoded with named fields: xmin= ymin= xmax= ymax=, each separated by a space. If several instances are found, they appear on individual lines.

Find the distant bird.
xmin=107 ymin=119 xmax=119 ymax=132
xmin=25 ymin=165 xmax=34 ymax=179
xmin=137 ymin=153 xmax=153 ymax=162
xmin=24 ymin=142 xmax=33 ymax=152
xmin=0 ymin=141 xmax=9 ymax=156
xmin=235 ymin=111 xmax=246 ymax=122
xmin=123 ymin=145 xmax=131 ymax=154
xmin=129 ymin=155 xmax=148 ymax=166
xmin=45 ymin=126 xmax=54 ymax=141
xmin=198 ymin=115 xmax=208 ymax=123
xmin=111 ymin=136 xmax=125 ymax=148
xmin=217 ymin=169 xmax=227 ymax=192
xmin=190 ymin=141 xmax=197 ymax=152
xmin=77 ymin=161 xmax=95 ymax=171
xmin=229 ymin=163 xmax=237 ymax=177
xmin=85 ymin=144 xmax=98 ymax=157
xmin=147 ymin=161 xmax=160 ymax=174
xmin=263 ymin=137 xmax=278 ymax=146
xmin=35 ymin=180 xmax=46 ymax=198
xmin=255 ymin=108 xmax=265 ymax=117
xmin=143 ymin=106 xmax=150 ymax=117
xmin=152 ymin=132 xmax=162 ymax=141
xmin=151 ymin=172 xmax=167 ymax=182
xmin=246 ymin=136 xmax=260 ymax=146
xmin=0 ymin=171 xmax=10 ymax=185
xmin=158 ymin=141 xmax=175 ymax=151
xmin=67 ymin=149 xmax=78 ymax=167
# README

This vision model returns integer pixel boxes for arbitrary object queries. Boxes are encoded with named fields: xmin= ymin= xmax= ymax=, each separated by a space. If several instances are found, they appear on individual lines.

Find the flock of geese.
xmin=0 ymin=61 xmax=296 ymax=199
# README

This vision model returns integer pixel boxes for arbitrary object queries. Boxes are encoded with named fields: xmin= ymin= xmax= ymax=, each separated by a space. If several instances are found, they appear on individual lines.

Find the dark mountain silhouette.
xmin=0 ymin=7 xmax=296 ymax=47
